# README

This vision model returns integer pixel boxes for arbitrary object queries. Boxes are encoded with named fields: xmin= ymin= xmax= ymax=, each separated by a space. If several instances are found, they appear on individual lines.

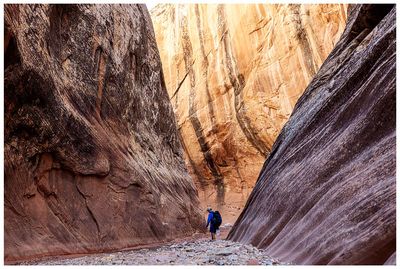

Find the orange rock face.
xmin=151 ymin=4 xmax=348 ymax=223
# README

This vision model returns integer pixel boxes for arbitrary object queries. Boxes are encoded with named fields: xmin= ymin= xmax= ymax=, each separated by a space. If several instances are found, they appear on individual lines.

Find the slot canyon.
xmin=3 ymin=3 xmax=396 ymax=266
xmin=150 ymin=3 xmax=348 ymax=223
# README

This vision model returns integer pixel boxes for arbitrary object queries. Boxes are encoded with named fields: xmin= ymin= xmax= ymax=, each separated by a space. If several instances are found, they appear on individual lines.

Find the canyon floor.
xmin=17 ymin=226 xmax=285 ymax=265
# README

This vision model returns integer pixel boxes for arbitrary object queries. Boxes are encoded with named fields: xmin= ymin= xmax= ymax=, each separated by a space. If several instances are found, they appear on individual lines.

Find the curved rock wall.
xmin=4 ymin=4 xmax=203 ymax=263
xmin=228 ymin=4 xmax=396 ymax=265
xmin=150 ymin=4 xmax=348 ymax=222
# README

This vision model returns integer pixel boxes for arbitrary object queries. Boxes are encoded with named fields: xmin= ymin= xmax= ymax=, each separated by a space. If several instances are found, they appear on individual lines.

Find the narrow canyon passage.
xmin=150 ymin=3 xmax=348 ymax=223
xmin=3 ymin=3 xmax=395 ymax=266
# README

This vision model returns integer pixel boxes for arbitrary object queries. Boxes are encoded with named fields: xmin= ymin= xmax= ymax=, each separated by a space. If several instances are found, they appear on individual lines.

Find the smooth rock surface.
xmin=151 ymin=4 xmax=348 ymax=222
xmin=4 ymin=4 xmax=203 ymax=263
xmin=228 ymin=4 xmax=396 ymax=265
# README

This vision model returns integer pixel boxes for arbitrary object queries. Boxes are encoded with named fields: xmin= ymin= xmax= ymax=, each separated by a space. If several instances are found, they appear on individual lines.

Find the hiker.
xmin=205 ymin=207 xmax=222 ymax=240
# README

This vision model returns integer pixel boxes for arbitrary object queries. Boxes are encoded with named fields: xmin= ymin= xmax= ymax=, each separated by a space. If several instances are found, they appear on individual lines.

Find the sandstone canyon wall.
xmin=228 ymin=4 xmax=396 ymax=265
xmin=150 ymin=4 xmax=348 ymax=222
xmin=4 ymin=4 xmax=203 ymax=263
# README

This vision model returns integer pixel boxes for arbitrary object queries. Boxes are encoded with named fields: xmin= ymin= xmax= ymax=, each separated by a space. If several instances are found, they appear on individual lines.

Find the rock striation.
xmin=4 ymin=4 xmax=203 ymax=263
xmin=228 ymin=4 xmax=396 ymax=265
xmin=150 ymin=4 xmax=348 ymax=222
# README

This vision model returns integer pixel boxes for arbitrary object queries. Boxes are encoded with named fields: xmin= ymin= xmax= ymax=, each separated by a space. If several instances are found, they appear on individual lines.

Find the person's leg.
xmin=212 ymin=233 xmax=216 ymax=240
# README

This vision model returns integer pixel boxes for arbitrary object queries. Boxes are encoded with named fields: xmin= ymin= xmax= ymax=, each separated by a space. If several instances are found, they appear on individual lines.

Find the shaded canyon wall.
xmin=228 ymin=4 xmax=396 ymax=265
xmin=150 ymin=4 xmax=348 ymax=223
xmin=4 ymin=4 xmax=203 ymax=263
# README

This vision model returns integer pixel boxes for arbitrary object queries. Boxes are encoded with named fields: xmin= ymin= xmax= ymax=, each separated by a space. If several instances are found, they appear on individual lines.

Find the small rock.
xmin=228 ymin=255 xmax=238 ymax=261
xmin=247 ymin=259 xmax=260 ymax=265
xmin=263 ymin=260 xmax=273 ymax=265
xmin=215 ymin=249 xmax=233 ymax=256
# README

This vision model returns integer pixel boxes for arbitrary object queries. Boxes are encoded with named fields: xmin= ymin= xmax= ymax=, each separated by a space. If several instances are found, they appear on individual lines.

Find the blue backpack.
xmin=212 ymin=211 xmax=222 ymax=227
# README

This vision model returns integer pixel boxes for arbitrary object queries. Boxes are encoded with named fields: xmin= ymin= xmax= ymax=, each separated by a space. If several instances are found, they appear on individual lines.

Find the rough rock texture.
xmin=19 ymin=237 xmax=286 ymax=265
xmin=228 ymin=4 xmax=396 ymax=265
xmin=150 ymin=4 xmax=348 ymax=222
xmin=4 ymin=4 xmax=203 ymax=263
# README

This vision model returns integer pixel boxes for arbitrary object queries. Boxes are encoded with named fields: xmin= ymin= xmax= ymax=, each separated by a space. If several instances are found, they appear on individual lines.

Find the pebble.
xmin=215 ymin=249 xmax=233 ymax=256
xmin=247 ymin=258 xmax=260 ymax=265
xmin=19 ymin=237 xmax=288 ymax=265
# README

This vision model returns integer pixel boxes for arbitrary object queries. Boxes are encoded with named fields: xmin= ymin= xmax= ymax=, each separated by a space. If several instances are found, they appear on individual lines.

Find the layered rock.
xmin=150 ymin=4 xmax=348 ymax=222
xmin=4 ymin=4 xmax=203 ymax=263
xmin=228 ymin=4 xmax=396 ymax=265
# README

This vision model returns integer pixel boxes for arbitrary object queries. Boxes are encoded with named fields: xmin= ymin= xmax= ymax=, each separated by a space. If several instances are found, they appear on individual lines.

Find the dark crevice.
xmin=195 ymin=4 xmax=217 ymax=128
xmin=93 ymin=46 xmax=106 ymax=120
xmin=4 ymin=27 xmax=21 ymax=69
xmin=170 ymin=71 xmax=189 ymax=100
xmin=93 ymin=46 xmax=103 ymax=77
xmin=180 ymin=12 xmax=224 ymax=194
xmin=217 ymin=4 xmax=269 ymax=157
xmin=288 ymin=4 xmax=318 ymax=77
xmin=47 ymin=5 xmax=80 ymax=62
